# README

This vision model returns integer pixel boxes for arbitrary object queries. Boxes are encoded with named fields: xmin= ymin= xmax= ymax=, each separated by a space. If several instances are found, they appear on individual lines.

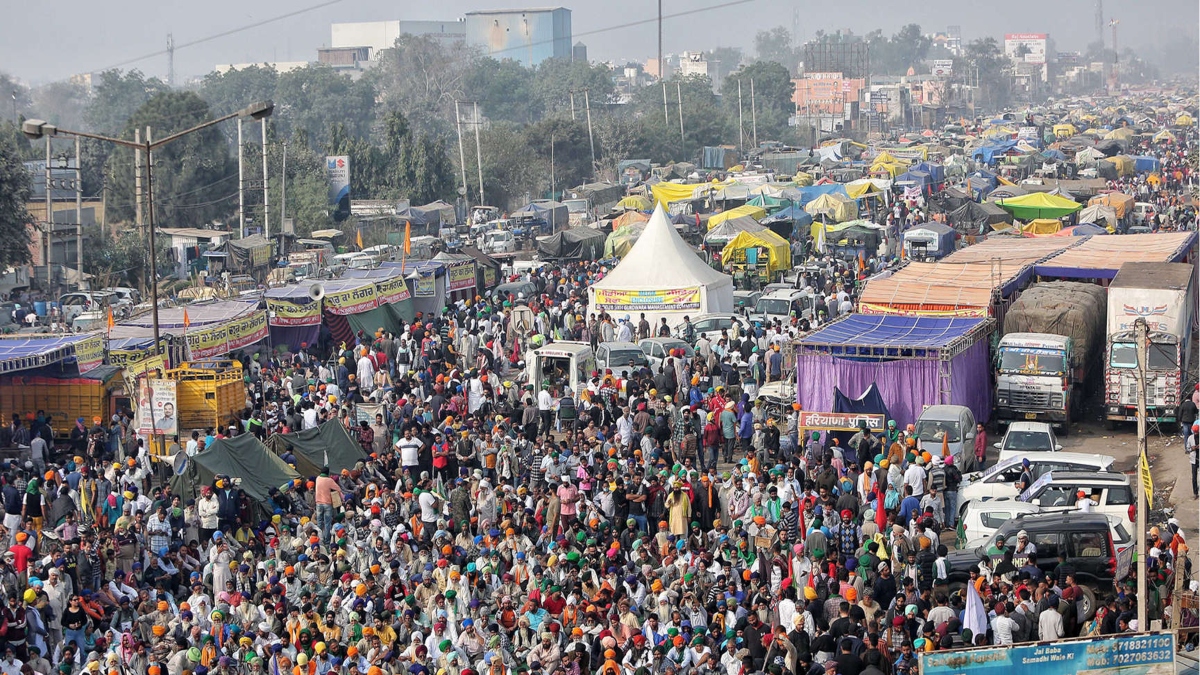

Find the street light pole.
xmin=22 ymin=100 xmax=273 ymax=351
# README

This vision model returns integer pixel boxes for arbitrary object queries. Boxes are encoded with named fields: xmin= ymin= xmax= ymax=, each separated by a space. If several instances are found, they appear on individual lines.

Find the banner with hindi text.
xmin=447 ymin=260 xmax=476 ymax=292
xmin=324 ymin=283 xmax=378 ymax=315
xmin=375 ymin=276 xmax=412 ymax=305
xmin=266 ymin=298 xmax=321 ymax=327
xmin=593 ymin=287 xmax=701 ymax=312
xmin=73 ymin=335 xmax=104 ymax=373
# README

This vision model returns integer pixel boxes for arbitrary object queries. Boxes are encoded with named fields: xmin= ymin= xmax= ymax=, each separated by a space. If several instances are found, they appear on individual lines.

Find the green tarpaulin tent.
xmin=266 ymin=420 xmax=368 ymax=477
xmin=171 ymin=433 xmax=300 ymax=504
xmin=993 ymin=192 xmax=1082 ymax=220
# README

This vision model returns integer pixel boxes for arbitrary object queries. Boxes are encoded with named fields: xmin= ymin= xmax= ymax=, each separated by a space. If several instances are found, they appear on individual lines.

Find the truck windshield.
xmin=563 ymin=200 xmax=588 ymax=213
xmin=1110 ymin=342 xmax=1178 ymax=370
xmin=998 ymin=347 xmax=1066 ymax=375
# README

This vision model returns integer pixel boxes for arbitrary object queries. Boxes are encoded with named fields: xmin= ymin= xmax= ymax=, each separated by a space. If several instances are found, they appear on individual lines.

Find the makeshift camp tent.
xmin=720 ymin=229 xmax=792 ymax=275
xmin=704 ymin=216 xmax=766 ymax=246
xmin=1021 ymin=219 xmax=1064 ymax=235
xmin=804 ymin=193 xmax=858 ymax=222
xmin=171 ymin=433 xmax=300 ymax=504
xmin=707 ymin=204 xmax=766 ymax=229
xmin=902 ymin=223 xmax=957 ymax=260
xmin=1077 ymin=204 xmax=1118 ymax=230
xmin=1055 ymin=223 xmax=1108 ymax=237
xmin=604 ymin=222 xmax=648 ymax=258
xmin=512 ymin=201 xmax=569 ymax=232
xmin=1088 ymin=192 xmax=1133 ymax=219
xmin=266 ymin=420 xmax=367 ymax=476
xmin=589 ymin=205 xmax=734 ymax=328
xmin=1153 ymin=130 xmax=1177 ymax=143
xmin=616 ymin=195 xmax=652 ymax=211
xmin=994 ymin=192 xmax=1082 ymax=220
xmin=536 ymin=227 xmax=606 ymax=260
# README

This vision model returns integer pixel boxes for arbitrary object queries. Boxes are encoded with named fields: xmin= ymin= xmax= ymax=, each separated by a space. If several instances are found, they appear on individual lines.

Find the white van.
xmin=484 ymin=230 xmax=517 ymax=254
xmin=526 ymin=342 xmax=595 ymax=398
xmin=332 ymin=252 xmax=373 ymax=270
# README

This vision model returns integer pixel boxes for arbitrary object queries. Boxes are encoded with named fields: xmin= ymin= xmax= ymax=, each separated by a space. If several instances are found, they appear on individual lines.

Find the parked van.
xmin=483 ymin=229 xmax=517 ymax=254
xmin=332 ymin=252 xmax=373 ymax=270
xmin=526 ymin=342 xmax=595 ymax=398
xmin=914 ymin=405 xmax=977 ymax=460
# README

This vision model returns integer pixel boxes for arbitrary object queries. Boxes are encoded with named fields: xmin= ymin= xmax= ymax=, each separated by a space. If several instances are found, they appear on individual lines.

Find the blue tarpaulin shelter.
xmin=796 ymin=314 xmax=994 ymax=425
xmin=1133 ymin=156 xmax=1161 ymax=173
xmin=0 ymin=335 xmax=98 ymax=374
xmin=971 ymin=140 xmax=1018 ymax=165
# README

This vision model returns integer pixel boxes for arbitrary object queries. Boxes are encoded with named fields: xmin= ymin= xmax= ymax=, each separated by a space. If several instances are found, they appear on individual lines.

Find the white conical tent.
xmin=589 ymin=205 xmax=734 ymax=328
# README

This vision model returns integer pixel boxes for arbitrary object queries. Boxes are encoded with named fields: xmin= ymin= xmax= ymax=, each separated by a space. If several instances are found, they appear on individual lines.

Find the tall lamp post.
xmin=22 ymin=101 xmax=274 ymax=351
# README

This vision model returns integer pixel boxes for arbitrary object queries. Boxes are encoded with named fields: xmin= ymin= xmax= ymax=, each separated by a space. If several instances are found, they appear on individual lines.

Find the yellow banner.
xmin=858 ymin=302 xmax=989 ymax=318
xmin=109 ymin=343 xmax=168 ymax=375
xmin=448 ymin=260 xmax=476 ymax=291
xmin=266 ymin=298 xmax=321 ymax=326
xmin=325 ymin=283 xmax=377 ymax=315
xmin=1139 ymin=450 xmax=1154 ymax=509
xmin=185 ymin=311 xmax=268 ymax=359
xmin=73 ymin=335 xmax=105 ymax=373
xmin=593 ymin=287 xmax=701 ymax=312
xmin=375 ymin=276 xmax=411 ymax=305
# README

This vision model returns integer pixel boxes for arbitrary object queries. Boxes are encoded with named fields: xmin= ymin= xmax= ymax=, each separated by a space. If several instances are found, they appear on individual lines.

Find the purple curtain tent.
xmin=797 ymin=339 xmax=992 ymax=427
xmin=269 ymin=325 xmax=320 ymax=353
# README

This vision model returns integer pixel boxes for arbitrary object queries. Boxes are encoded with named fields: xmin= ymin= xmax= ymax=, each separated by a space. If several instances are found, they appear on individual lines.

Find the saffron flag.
xmin=182 ymin=308 xmax=191 ymax=329
xmin=404 ymin=221 xmax=412 ymax=255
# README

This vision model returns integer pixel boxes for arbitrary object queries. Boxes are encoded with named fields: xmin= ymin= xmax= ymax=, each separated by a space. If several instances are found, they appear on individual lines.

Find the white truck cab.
xmin=526 ymin=341 xmax=595 ymax=398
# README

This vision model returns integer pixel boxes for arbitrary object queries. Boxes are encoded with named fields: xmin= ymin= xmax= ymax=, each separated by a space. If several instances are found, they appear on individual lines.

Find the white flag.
xmin=964 ymin=578 xmax=988 ymax=641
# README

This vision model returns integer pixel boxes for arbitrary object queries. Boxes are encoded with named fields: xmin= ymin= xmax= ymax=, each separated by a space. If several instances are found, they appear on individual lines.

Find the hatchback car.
xmin=996 ymin=421 xmax=1061 ymax=463
xmin=675 ymin=313 xmax=748 ymax=345
xmin=596 ymin=341 xmax=650 ymax=379
xmin=638 ymin=338 xmax=694 ymax=371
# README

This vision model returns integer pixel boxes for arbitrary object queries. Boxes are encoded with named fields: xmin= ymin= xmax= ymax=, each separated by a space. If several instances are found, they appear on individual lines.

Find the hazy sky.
xmin=4 ymin=0 xmax=1197 ymax=84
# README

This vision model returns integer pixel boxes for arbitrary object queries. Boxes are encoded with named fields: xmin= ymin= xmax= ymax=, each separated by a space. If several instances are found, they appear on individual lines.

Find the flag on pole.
xmin=106 ymin=306 xmax=114 ymax=332
xmin=963 ymin=578 xmax=988 ymax=640
xmin=182 ymin=308 xmax=191 ymax=329
xmin=1139 ymin=450 xmax=1155 ymax=509
xmin=403 ymin=221 xmax=412 ymax=255
xmin=356 ymin=228 xmax=364 ymax=250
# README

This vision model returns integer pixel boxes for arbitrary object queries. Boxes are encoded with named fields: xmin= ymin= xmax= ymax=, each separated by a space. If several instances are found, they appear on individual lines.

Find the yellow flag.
xmin=1139 ymin=450 xmax=1154 ymax=509
xmin=106 ymin=306 xmax=114 ymax=332
xmin=404 ymin=221 xmax=412 ymax=255
xmin=356 ymin=228 xmax=364 ymax=250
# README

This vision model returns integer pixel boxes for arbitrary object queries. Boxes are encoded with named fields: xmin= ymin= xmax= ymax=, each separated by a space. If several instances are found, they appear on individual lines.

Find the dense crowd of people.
xmin=0 ymin=110 xmax=1193 ymax=675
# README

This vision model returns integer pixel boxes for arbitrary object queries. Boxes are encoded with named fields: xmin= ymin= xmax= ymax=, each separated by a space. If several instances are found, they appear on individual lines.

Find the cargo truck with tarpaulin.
xmin=1104 ymin=262 xmax=1195 ymax=428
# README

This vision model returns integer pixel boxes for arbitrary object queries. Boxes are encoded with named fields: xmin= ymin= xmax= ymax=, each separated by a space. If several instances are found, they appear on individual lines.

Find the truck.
xmin=995 ymin=282 xmax=1108 ymax=430
xmin=0 ymin=365 xmax=125 ymax=442
xmin=1104 ymin=262 xmax=1195 ymax=428
xmin=563 ymin=182 xmax=626 ymax=227
xmin=167 ymin=359 xmax=247 ymax=433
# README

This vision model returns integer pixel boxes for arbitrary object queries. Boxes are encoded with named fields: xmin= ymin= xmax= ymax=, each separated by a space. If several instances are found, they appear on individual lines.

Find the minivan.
xmin=914 ymin=405 xmax=977 ymax=460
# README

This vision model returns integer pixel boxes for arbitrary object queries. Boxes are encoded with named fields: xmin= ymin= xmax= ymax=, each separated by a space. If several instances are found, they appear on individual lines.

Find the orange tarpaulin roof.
xmin=1039 ymin=232 xmax=1194 ymax=273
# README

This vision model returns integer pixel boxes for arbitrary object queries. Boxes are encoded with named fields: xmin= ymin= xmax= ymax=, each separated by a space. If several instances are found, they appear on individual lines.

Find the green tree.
xmin=708 ymin=46 xmax=744 ymax=83
xmin=0 ymin=73 xmax=32 ymax=124
xmin=378 ymin=110 xmax=455 ymax=205
xmin=85 ymin=70 xmax=170 ymax=135
xmin=370 ymin=34 xmax=475 ymax=139
xmin=105 ymin=91 xmax=235 ymax=228
xmin=631 ymin=75 xmax=726 ymax=164
xmin=531 ymin=58 xmax=615 ymax=119
xmin=956 ymin=38 xmax=1011 ymax=111
xmin=457 ymin=122 xmax=538 ymax=209
xmin=720 ymin=61 xmax=796 ymax=146
xmin=198 ymin=66 xmax=280 ymax=118
xmin=266 ymin=130 xmax=331 ymax=237
xmin=754 ymin=27 xmax=798 ymax=73
xmin=462 ymin=58 xmax=537 ymax=124
xmin=275 ymin=65 xmax=377 ymax=147
xmin=30 ymin=82 xmax=89 ymax=134
xmin=523 ymin=118 xmax=592 ymax=194
xmin=0 ymin=135 xmax=33 ymax=269
xmin=82 ymin=227 xmax=168 ymax=290
xmin=326 ymin=122 xmax=386 ymax=204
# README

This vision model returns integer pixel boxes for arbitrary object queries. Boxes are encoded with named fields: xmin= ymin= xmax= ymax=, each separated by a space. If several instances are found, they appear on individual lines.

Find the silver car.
xmin=596 ymin=341 xmax=650 ymax=379
xmin=638 ymin=338 xmax=694 ymax=371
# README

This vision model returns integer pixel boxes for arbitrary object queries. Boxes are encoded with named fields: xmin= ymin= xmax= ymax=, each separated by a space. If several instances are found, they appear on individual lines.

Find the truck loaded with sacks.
xmin=995 ymin=281 xmax=1108 ymax=431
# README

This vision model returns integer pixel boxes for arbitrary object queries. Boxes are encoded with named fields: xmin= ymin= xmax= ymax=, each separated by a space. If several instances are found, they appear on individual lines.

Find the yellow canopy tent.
xmin=604 ymin=222 xmax=648 ymax=258
xmin=1108 ymin=155 xmax=1134 ymax=176
xmin=1153 ymin=129 xmax=1177 ymax=143
xmin=793 ymin=172 xmax=814 ymax=186
xmin=650 ymin=180 xmax=733 ymax=206
xmin=720 ymin=229 xmax=792 ymax=274
xmin=1021 ymin=219 xmax=1063 ymax=235
xmin=870 ymin=161 xmax=906 ymax=177
xmin=1104 ymin=127 xmax=1135 ymax=141
xmin=616 ymin=195 xmax=652 ymax=211
xmin=872 ymin=150 xmax=910 ymax=166
xmin=1175 ymin=114 xmax=1193 ymax=127
xmin=707 ymin=204 xmax=766 ymax=230
xmin=1053 ymin=123 xmax=1078 ymax=137
xmin=805 ymin=193 xmax=858 ymax=222
xmin=844 ymin=179 xmax=884 ymax=199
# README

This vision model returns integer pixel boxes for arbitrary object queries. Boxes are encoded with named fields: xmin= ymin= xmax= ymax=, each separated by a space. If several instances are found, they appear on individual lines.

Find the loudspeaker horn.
xmin=309 ymin=283 xmax=325 ymax=302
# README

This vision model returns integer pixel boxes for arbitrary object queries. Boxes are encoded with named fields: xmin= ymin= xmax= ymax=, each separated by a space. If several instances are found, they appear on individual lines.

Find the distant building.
xmin=318 ymin=46 xmax=371 ymax=71
xmin=678 ymin=52 xmax=711 ymax=79
xmin=572 ymin=41 xmax=587 ymax=62
xmin=464 ymin=8 xmax=571 ymax=67
xmin=330 ymin=20 xmax=465 ymax=61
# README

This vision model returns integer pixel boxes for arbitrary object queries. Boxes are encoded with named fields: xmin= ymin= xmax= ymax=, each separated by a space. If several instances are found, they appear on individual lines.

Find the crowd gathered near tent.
xmin=0 ymin=100 xmax=1196 ymax=675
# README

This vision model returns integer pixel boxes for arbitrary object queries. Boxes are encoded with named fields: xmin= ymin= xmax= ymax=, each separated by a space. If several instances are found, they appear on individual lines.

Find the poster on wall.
xmin=136 ymin=378 xmax=177 ymax=436
xmin=415 ymin=269 xmax=436 ymax=297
